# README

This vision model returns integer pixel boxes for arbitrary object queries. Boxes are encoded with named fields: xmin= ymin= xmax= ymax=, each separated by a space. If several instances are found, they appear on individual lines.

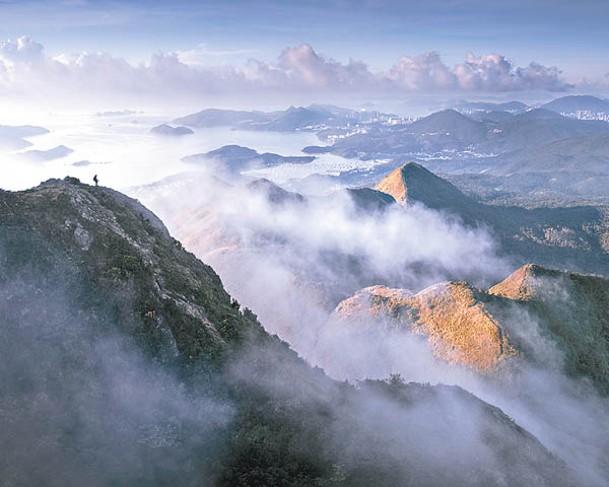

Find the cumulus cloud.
xmin=388 ymin=51 xmax=455 ymax=91
xmin=453 ymin=53 xmax=571 ymax=91
xmin=386 ymin=51 xmax=571 ymax=93
xmin=0 ymin=37 xmax=572 ymax=101
xmin=0 ymin=36 xmax=44 ymax=64
xmin=0 ymin=37 xmax=46 ymax=91
xmin=277 ymin=43 xmax=375 ymax=89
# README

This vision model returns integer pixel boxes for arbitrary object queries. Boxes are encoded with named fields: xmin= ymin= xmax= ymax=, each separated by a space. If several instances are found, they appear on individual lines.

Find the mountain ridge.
xmin=542 ymin=95 xmax=609 ymax=114
xmin=332 ymin=263 xmax=609 ymax=392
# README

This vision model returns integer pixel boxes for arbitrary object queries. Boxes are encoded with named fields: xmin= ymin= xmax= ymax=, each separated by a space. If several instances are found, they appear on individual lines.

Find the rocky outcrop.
xmin=334 ymin=282 xmax=518 ymax=373
xmin=333 ymin=264 xmax=609 ymax=393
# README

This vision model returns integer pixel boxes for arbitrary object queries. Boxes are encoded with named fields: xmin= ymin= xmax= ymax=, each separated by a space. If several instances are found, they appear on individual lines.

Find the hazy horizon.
xmin=1 ymin=0 xmax=609 ymax=112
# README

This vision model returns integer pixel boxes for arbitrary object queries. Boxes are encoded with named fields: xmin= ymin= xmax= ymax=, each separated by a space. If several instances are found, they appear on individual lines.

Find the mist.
xmin=133 ymin=167 xmax=609 ymax=486
xmin=1 ymin=99 xmax=608 ymax=485
xmin=322 ymin=298 xmax=609 ymax=485
xmin=0 ymin=262 xmax=233 ymax=485
xmin=134 ymin=169 xmax=509 ymax=347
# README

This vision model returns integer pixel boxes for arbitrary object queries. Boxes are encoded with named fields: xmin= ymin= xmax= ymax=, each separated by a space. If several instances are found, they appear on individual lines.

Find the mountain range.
xmin=454 ymin=95 xmax=609 ymax=117
xmin=171 ymin=99 xmax=609 ymax=202
xmin=328 ymin=108 xmax=609 ymax=160
xmin=0 ymin=177 xmax=579 ymax=486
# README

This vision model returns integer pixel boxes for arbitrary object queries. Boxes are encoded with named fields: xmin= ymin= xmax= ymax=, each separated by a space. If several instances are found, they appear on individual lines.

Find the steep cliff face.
xmin=0 ymin=178 xmax=577 ymax=486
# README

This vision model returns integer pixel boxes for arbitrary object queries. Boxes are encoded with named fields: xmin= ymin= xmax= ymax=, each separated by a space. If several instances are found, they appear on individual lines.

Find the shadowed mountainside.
xmin=328 ymin=108 xmax=609 ymax=159
xmin=374 ymin=163 xmax=609 ymax=276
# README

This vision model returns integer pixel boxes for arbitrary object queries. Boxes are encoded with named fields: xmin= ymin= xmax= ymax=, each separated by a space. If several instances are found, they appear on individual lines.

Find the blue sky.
xmin=0 ymin=0 xmax=607 ymax=104
xmin=1 ymin=0 xmax=607 ymax=77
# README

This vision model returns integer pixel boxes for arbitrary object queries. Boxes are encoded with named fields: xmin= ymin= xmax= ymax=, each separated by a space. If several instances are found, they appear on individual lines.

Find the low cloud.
xmin=135 ymin=170 xmax=608 ymax=486
xmin=177 ymin=44 xmax=258 ymax=65
xmin=277 ymin=44 xmax=375 ymax=90
xmin=135 ymin=171 xmax=511 ymax=368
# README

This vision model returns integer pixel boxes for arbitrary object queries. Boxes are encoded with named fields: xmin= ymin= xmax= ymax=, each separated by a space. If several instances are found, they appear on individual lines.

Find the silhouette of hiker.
xmin=93 ymin=174 xmax=99 ymax=186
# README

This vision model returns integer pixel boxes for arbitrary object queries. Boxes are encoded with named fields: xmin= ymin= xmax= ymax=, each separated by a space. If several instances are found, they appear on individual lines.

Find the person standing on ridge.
xmin=93 ymin=174 xmax=99 ymax=186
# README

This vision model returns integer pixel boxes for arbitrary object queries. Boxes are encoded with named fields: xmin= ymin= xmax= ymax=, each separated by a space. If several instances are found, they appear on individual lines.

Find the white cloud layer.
xmin=0 ymin=37 xmax=572 ymax=101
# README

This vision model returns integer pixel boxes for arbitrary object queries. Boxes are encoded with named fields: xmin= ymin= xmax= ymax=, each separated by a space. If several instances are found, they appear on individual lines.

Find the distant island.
xmin=19 ymin=145 xmax=73 ymax=161
xmin=182 ymin=144 xmax=315 ymax=172
xmin=173 ymin=104 xmax=393 ymax=132
xmin=0 ymin=124 xmax=49 ymax=151
xmin=150 ymin=124 xmax=194 ymax=136
xmin=96 ymin=109 xmax=138 ymax=117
